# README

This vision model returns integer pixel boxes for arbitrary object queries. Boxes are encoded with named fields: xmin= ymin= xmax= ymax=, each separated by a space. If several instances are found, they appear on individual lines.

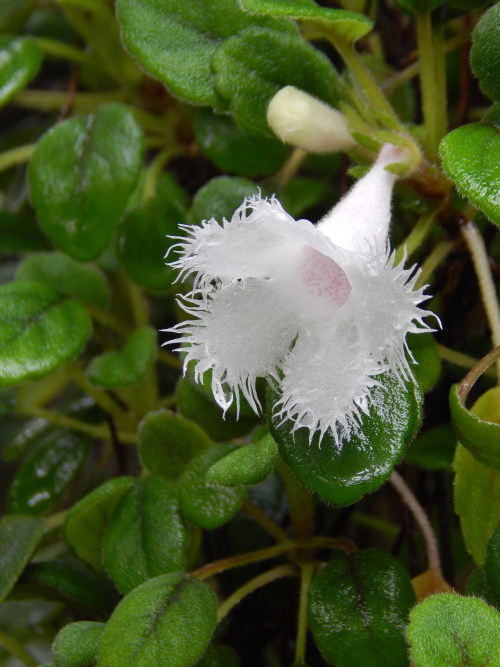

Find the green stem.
xmin=279 ymin=463 xmax=314 ymax=542
xmin=69 ymin=364 xmax=133 ymax=425
xmin=45 ymin=510 xmax=67 ymax=533
xmin=395 ymin=208 xmax=440 ymax=263
xmin=31 ymin=37 xmax=92 ymax=64
xmin=217 ymin=564 xmax=297 ymax=622
xmin=457 ymin=346 xmax=500 ymax=404
xmin=416 ymin=12 xmax=448 ymax=159
xmin=416 ymin=240 xmax=455 ymax=287
xmin=350 ymin=510 xmax=399 ymax=537
xmin=275 ymin=148 xmax=307 ymax=188
xmin=0 ymin=630 xmax=37 ymax=667
xmin=242 ymin=499 xmax=289 ymax=543
xmin=144 ymin=146 xmax=179 ymax=200
xmin=437 ymin=344 xmax=497 ymax=378
xmin=13 ymin=89 xmax=128 ymax=113
xmin=295 ymin=562 xmax=314 ymax=665
xmin=0 ymin=144 xmax=36 ymax=173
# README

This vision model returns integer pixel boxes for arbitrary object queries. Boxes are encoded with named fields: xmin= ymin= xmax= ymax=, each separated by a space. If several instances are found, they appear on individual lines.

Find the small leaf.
xmin=29 ymin=103 xmax=143 ymax=260
xmin=0 ymin=282 xmax=91 ymax=386
xmin=53 ymin=621 xmax=105 ymax=667
xmin=63 ymin=477 xmax=135 ymax=572
xmin=206 ymin=431 xmax=279 ymax=487
xmin=8 ymin=430 xmax=89 ymax=515
xmin=178 ymin=443 xmax=247 ymax=529
xmin=0 ymin=515 xmax=45 ymax=602
xmin=187 ymin=176 xmax=260 ymax=226
xmin=269 ymin=372 xmax=422 ymax=506
xmin=87 ymin=326 xmax=156 ymax=388
xmin=0 ymin=36 xmax=42 ymax=107
xmin=308 ymin=549 xmax=416 ymax=667
xmin=0 ymin=211 xmax=49 ymax=253
xmin=406 ymin=593 xmax=500 ymax=666
xmin=139 ymin=410 xmax=213 ymax=485
xmin=212 ymin=27 xmax=340 ymax=134
xmin=405 ymin=423 xmax=456 ymax=470
xmin=103 ymin=478 xmax=188 ymax=594
xmin=470 ymin=3 xmax=500 ymax=102
xmin=17 ymin=251 xmax=110 ymax=309
xmin=440 ymin=122 xmax=500 ymax=226
xmin=97 ymin=573 xmax=217 ymax=667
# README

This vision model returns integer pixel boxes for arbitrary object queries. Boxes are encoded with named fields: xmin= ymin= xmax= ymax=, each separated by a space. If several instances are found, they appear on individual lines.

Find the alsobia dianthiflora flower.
xmin=166 ymin=145 xmax=435 ymax=443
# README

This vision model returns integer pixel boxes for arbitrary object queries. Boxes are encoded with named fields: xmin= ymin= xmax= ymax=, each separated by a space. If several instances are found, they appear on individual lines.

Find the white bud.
xmin=266 ymin=86 xmax=354 ymax=154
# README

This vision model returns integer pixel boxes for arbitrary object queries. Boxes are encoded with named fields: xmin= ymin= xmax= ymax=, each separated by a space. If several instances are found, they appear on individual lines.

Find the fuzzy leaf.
xmin=53 ymin=621 xmax=105 ymax=667
xmin=206 ymin=431 xmax=279 ymax=487
xmin=0 ymin=515 xmax=45 ymax=603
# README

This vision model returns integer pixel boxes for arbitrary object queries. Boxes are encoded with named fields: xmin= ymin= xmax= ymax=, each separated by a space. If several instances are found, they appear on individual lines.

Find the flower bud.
xmin=266 ymin=86 xmax=354 ymax=153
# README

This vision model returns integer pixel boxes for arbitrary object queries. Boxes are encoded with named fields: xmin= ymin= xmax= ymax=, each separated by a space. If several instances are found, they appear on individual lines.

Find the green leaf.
xmin=87 ymin=326 xmax=156 ymax=388
xmin=407 ymin=593 xmax=500 ymax=666
xmin=0 ymin=0 xmax=35 ymax=33
xmin=17 ymin=251 xmax=110 ymax=309
xmin=466 ymin=567 xmax=500 ymax=610
xmin=212 ymin=27 xmax=340 ymax=134
xmin=29 ymin=103 xmax=143 ymax=260
xmin=0 ymin=211 xmax=49 ymax=253
xmin=116 ymin=0 xmax=294 ymax=107
xmin=187 ymin=176 xmax=260 ymax=226
xmin=405 ymin=423 xmax=456 ymax=470
xmin=407 ymin=332 xmax=441 ymax=393
xmin=450 ymin=385 xmax=500 ymax=469
xmin=178 ymin=443 xmax=247 ymax=529
xmin=53 ymin=621 xmax=105 ymax=667
xmin=139 ymin=410 xmax=213 ymax=485
xmin=485 ymin=522 xmax=500 ymax=597
xmin=103 ymin=478 xmax=188 ymax=594
xmin=194 ymin=108 xmax=288 ymax=178
xmin=393 ymin=0 xmax=443 ymax=16
xmin=239 ymin=0 xmax=372 ymax=42
xmin=280 ymin=176 xmax=330 ymax=219
xmin=269 ymin=372 xmax=422 ymax=506
xmin=308 ymin=549 xmax=416 ymax=667
xmin=8 ymin=430 xmax=89 ymax=515
xmin=470 ymin=2 xmax=500 ymax=102
xmin=0 ymin=37 xmax=42 ymax=107
xmin=63 ymin=477 xmax=135 ymax=572
xmin=97 ymin=573 xmax=217 ymax=667
xmin=440 ymin=122 xmax=500 ymax=226
xmin=0 ymin=515 xmax=45 ymax=602
xmin=0 ymin=281 xmax=91 ymax=386
xmin=117 ymin=173 xmax=187 ymax=291
xmin=206 ymin=431 xmax=279 ymax=487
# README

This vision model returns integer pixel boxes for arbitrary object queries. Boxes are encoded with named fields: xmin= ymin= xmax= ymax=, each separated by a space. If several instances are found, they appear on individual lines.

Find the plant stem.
xmin=279 ymin=464 xmax=314 ymax=542
xmin=143 ymin=145 xmax=180 ymax=199
xmin=0 ymin=144 xmax=36 ymax=173
xmin=31 ymin=37 xmax=92 ymax=64
xmin=461 ymin=221 xmax=500 ymax=378
xmin=457 ymin=346 xmax=500 ymax=404
xmin=275 ymin=147 xmax=307 ymax=188
xmin=416 ymin=240 xmax=455 ymax=287
xmin=294 ymin=562 xmax=314 ymax=665
xmin=390 ymin=470 xmax=441 ymax=572
xmin=350 ymin=510 xmax=399 ymax=537
xmin=69 ymin=364 xmax=132 ymax=424
xmin=13 ymin=89 xmax=128 ymax=113
xmin=0 ymin=630 xmax=37 ymax=667
xmin=242 ymin=499 xmax=289 ymax=543
xmin=437 ymin=344 xmax=497 ymax=378
xmin=217 ymin=564 xmax=297 ymax=622
xmin=395 ymin=208 xmax=440 ymax=263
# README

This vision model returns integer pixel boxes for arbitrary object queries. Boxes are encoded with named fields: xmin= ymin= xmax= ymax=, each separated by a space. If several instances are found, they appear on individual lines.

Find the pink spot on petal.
xmin=301 ymin=246 xmax=351 ymax=308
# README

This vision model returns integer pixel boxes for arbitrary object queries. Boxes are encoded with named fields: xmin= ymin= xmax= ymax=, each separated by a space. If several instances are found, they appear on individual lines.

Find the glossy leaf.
xmin=0 ymin=515 xmax=45 ymax=602
xmin=0 ymin=211 xmax=49 ymax=253
xmin=53 ymin=621 xmax=105 ymax=667
xmin=139 ymin=410 xmax=212 ymax=485
xmin=103 ymin=478 xmax=188 ymax=594
xmin=0 ymin=36 xmax=42 ymax=107
xmin=407 ymin=593 xmax=500 ymax=666
xmin=206 ymin=431 xmax=279 ymax=487
xmin=178 ymin=443 xmax=247 ymax=529
xmin=29 ymin=103 xmax=143 ymax=260
xmin=116 ymin=0 xmax=294 ymax=107
xmin=470 ymin=2 xmax=500 ymax=101
xmin=212 ymin=27 xmax=340 ymax=134
xmin=440 ymin=122 xmax=500 ymax=226
xmin=98 ymin=573 xmax=217 ymax=667
xmin=269 ymin=372 xmax=422 ymax=506
xmin=17 ymin=251 xmax=110 ymax=309
xmin=8 ymin=430 xmax=89 ymax=515
xmin=64 ymin=477 xmax=135 ymax=572
xmin=308 ymin=549 xmax=416 ymax=667
xmin=0 ymin=282 xmax=91 ymax=386
xmin=239 ymin=0 xmax=372 ymax=42
xmin=87 ymin=326 xmax=156 ymax=388
xmin=187 ymin=176 xmax=260 ymax=226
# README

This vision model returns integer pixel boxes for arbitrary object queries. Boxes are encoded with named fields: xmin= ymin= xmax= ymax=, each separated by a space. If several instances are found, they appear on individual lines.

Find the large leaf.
xmin=29 ymin=103 xmax=143 ymax=260
xmin=97 ymin=573 xmax=217 ymax=667
xmin=116 ymin=0 xmax=294 ymax=107
xmin=308 ymin=549 xmax=416 ymax=666
xmin=0 ymin=281 xmax=91 ymax=386
xmin=470 ymin=2 xmax=500 ymax=102
xmin=268 ymin=372 xmax=422 ymax=506
xmin=0 ymin=515 xmax=45 ymax=602
xmin=0 ymin=36 xmax=42 ymax=107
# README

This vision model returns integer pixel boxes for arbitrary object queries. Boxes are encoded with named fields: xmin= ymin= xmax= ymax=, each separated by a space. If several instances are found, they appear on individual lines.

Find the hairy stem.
xmin=396 ymin=208 xmax=440 ymax=262
xmin=437 ymin=344 xmax=498 ymax=378
xmin=416 ymin=240 xmax=455 ymax=287
xmin=242 ymin=500 xmax=289 ymax=543
xmin=32 ymin=37 xmax=92 ymax=64
xmin=295 ymin=562 xmax=314 ymax=664
xmin=0 ymin=144 xmax=36 ymax=173
xmin=0 ymin=630 xmax=37 ymax=667
xmin=279 ymin=464 xmax=314 ymax=542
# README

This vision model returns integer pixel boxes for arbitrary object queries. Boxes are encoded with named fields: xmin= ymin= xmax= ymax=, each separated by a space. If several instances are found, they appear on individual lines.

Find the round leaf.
xmin=407 ymin=593 xmax=500 ymax=666
xmin=470 ymin=3 xmax=500 ymax=102
xmin=178 ymin=443 xmax=247 ymax=529
xmin=269 ymin=372 xmax=422 ymax=506
xmin=308 ymin=549 xmax=416 ymax=667
xmin=97 ymin=573 xmax=217 ymax=667
xmin=29 ymin=103 xmax=143 ymax=260
xmin=0 ymin=281 xmax=91 ymax=386
xmin=440 ymin=123 xmax=500 ymax=226
xmin=53 ymin=621 xmax=105 ymax=667
xmin=0 ymin=36 xmax=42 ymax=107
xmin=103 ymin=478 xmax=188 ymax=594
xmin=0 ymin=515 xmax=45 ymax=603
xmin=206 ymin=431 xmax=279 ymax=487
xmin=187 ymin=176 xmax=260 ymax=226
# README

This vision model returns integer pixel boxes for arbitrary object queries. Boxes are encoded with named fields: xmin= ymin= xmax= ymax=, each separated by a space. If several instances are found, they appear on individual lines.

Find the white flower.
xmin=165 ymin=145 xmax=435 ymax=443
